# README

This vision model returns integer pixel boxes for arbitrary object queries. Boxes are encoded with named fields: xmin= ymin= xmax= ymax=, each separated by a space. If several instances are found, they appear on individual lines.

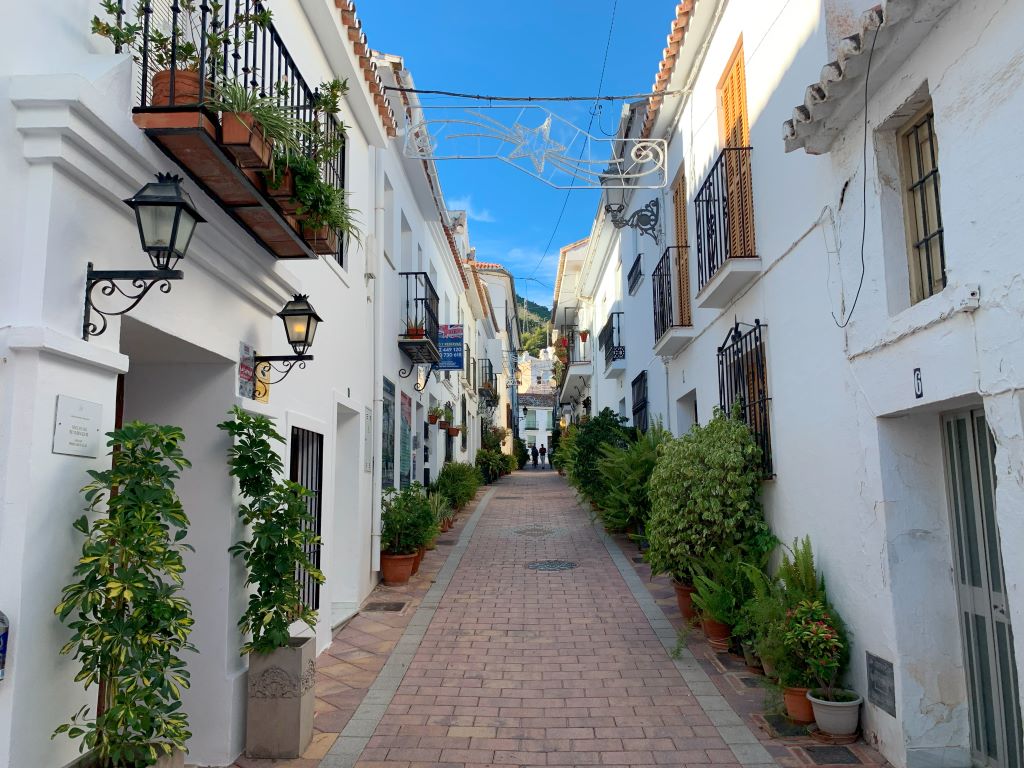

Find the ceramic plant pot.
xmin=246 ymin=636 xmax=316 ymax=758
xmin=807 ymin=689 xmax=863 ymax=736
xmin=783 ymin=686 xmax=815 ymax=724
xmin=380 ymin=552 xmax=415 ymax=585
xmin=701 ymin=618 xmax=732 ymax=653
xmin=673 ymin=581 xmax=697 ymax=621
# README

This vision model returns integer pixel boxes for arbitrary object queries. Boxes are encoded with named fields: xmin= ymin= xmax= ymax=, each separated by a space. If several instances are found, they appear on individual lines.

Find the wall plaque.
xmin=239 ymin=342 xmax=255 ymax=399
xmin=52 ymin=395 xmax=102 ymax=458
xmin=866 ymin=651 xmax=897 ymax=717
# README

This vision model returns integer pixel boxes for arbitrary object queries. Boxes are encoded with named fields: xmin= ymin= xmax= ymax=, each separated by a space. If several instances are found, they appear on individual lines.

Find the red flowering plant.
xmin=782 ymin=599 xmax=851 ymax=701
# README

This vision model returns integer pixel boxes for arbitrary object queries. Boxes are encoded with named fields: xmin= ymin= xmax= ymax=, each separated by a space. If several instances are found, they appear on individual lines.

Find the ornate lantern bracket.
xmin=83 ymin=262 xmax=183 ymax=340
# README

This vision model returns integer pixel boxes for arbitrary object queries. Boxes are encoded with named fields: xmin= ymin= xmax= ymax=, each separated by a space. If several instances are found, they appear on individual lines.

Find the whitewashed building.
xmin=0 ymin=1 xmax=490 ymax=766
xmin=555 ymin=1 xmax=1024 ymax=766
xmin=517 ymin=350 xmax=558 ymax=455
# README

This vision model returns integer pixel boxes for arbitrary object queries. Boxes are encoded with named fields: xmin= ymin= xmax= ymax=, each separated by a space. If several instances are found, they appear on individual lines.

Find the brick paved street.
xmin=337 ymin=470 xmax=772 ymax=768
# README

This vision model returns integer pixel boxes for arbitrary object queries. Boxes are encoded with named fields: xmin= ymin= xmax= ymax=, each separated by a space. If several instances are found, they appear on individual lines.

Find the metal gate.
xmin=943 ymin=409 xmax=1021 ymax=768
xmin=289 ymin=426 xmax=323 ymax=611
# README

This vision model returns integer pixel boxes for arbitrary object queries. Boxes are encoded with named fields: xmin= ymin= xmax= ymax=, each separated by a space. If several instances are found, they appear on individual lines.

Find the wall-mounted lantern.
xmin=84 ymin=173 xmax=204 ymax=339
xmin=254 ymin=294 xmax=323 ymax=399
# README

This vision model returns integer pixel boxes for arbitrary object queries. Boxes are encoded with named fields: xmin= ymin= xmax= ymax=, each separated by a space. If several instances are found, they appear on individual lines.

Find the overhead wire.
xmin=382 ymin=85 xmax=682 ymax=102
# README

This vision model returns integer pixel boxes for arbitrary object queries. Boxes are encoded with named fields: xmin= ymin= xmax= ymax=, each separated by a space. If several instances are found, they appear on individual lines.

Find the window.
xmin=526 ymin=409 xmax=537 ymax=429
xmin=671 ymin=169 xmax=692 ymax=327
xmin=631 ymin=371 xmax=649 ymax=433
xmin=289 ymin=426 xmax=324 ymax=609
xmin=717 ymin=320 xmax=772 ymax=475
xmin=900 ymin=106 xmax=946 ymax=303
xmin=716 ymin=39 xmax=755 ymax=264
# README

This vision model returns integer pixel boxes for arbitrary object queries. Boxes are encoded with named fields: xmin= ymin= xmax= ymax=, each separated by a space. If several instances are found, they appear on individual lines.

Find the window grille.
xmin=717 ymin=320 xmax=772 ymax=475
xmin=631 ymin=371 xmax=649 ymax=433
xmin=901 ymin=108 xmax=946 ymax=303
xmin=289 ymin=426 xmax=324 ymax=610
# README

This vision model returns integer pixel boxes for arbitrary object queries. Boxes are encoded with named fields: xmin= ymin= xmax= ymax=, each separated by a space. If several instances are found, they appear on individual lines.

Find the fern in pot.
xmin=217 ymin=407 xmax=323 ymax=759
xmin=205 ymin=79 xmax=308 ymax=170
xmin=54 ymin=422 xmax=195 ymax=768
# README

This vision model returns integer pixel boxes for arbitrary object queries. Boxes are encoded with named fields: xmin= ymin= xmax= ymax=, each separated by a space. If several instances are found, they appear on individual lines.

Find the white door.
xmin=943 ymin=409 xmax=1022 ymax=768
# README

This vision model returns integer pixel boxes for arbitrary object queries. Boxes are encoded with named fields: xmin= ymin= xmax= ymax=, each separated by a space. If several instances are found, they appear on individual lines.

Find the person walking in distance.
xmin=531 ymin=444 xmax=539 ymax=469
xmin=539 ymin=444 xmax=547 ymax=469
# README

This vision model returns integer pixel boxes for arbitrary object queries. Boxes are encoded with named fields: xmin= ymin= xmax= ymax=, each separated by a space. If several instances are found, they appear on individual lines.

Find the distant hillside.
xmin=516 ymin=298 xmax=551 ymax=356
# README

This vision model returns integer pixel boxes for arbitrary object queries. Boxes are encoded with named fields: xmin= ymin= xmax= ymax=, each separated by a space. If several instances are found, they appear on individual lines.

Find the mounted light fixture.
xmin=83 ymin=173 xmax=204 ymax=340
xmin=253 ymin=294 xmax=323 ymax=399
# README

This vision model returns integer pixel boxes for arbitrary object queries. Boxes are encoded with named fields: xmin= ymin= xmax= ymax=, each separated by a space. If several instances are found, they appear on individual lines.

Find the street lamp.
xmin=83 ymin=173 xmax=204 ymax=340
xmin=254 ymin=294 xmax=323 ymax=398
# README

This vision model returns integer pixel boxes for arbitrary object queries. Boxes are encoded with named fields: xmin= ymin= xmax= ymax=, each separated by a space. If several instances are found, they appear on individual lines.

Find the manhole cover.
xmin=526 ymin=560 xmax=578 ymax=571
xmin=514 ymin=525 xmax=555 ymax=538
xmin=363 ymin=601 xmax=407 ymax=612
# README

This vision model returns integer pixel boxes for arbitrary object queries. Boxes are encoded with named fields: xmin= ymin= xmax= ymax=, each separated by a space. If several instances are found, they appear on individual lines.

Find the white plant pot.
xmin=807 ymin=689 xmax=863 ymax=736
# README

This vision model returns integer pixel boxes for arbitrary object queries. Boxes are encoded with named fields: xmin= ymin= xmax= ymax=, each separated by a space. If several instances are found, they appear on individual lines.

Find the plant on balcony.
xmin=54 ymin=422 xmax=195 ymax=768
xmin=217 ymin=407 xmax=323 ymax=758
xmin=578 ymin=329 xmax=590 ymax=343
xmin=427 ymin=405 xmax=444 ymax=425
xmin=205 ymin=80 xmax=308 ymax=170
xmin=92 ymin=1 xmax=272 ymax=106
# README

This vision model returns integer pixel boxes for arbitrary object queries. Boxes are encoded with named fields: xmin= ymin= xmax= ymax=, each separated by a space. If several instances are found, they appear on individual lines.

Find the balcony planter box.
xmin=438 ymin=420 xmax=449 ymax=430
xmin=404 ymin=325 xmax=426 ymax=339
xmin=380 ymin=552 xmax=415 ymax=585
xmin=300 ymin=222 xmax=338 ymax=255
xmin=807 ymin=690 xmax=862 ymax=736
xmin=246 ymin=637 xmax=316 ymax=759
xmin=151 ymin=69 xmax=206 ymax=106
xmin=701 ymin=617 xmax=731 ymax=653
xmin=447 ymin=426 xmax=460 ymax=437
xmin=221 ymin=112 xmax=273 ymax=169
xmin=63 ymin=749 xmax=184 ymax=768
xmin=266 ymin=168 xmax=301 ymax=215
xmin=783 ymin=686 xmax=815 ymax=724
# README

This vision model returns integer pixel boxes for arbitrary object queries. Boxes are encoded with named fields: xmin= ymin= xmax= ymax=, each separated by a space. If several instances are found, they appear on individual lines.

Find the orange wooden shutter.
xmin=718 ymin=40 xmax=755 ymax=258
xmin=672 ymin=171 xmax=692 ymax=326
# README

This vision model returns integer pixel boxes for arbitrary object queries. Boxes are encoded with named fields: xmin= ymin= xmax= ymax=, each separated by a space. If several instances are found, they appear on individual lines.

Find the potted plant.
xmin=427 ymin=406 xmax=444 ymax=425
xmin=447 ymin=424 xmax=461 ymax=437
xmin=578 ymin=329 xmax=590 ymax=343
xmin=217 ymin=408 xmax=324 ymax=759
xmin=379 ymin=485 xmax=430 ymax=585
xmin=783 ymin=600 xmax=859 ymax=735
xmin=427 ymin=494 xmax=450 ymax=547
xmin=404 ymin=321 xmax=426 ymax=339
xmin=92 ymin=1 xmax=271 ymax=107
xmin=691 ymin=555 xmax=747 ymax=653
xmin=54 ymin=422 xmax=195 ymax=768
xmin=205 ymin=80 xmax=306 ymax=169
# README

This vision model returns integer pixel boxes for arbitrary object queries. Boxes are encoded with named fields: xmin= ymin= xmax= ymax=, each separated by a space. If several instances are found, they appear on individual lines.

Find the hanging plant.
xmin=54 ymin=422 xmax=195 ymax=768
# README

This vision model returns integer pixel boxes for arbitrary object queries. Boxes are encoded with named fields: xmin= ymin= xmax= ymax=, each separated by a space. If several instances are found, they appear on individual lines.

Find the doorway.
xmin=943 ymin=408 xmax=1022 ymax=768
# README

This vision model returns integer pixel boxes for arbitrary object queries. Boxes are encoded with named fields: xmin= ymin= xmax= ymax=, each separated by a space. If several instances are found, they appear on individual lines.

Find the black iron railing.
xmin=289 ymin=426 xmax=323 ymax=610
xmin=717 ymin=319 xmax=772 ymax=476
xmin=122 ymin=0 xmax=347 ymax=264
xmin=558 ymin=325 xmax=590 ymax=364
xmin=631 ymin=371 xmax=648 ymax=433
xmin=627 ymin=253 xmax=644 ymax=294
xmin=652 ymin=250 xmax=674 ymax=342
xmin=695 ymin=147 xmax=755 ymax=290
xmin=599 ymin=312 xmax=625 ymax=367
xmin=478 ymin=359 xmax=497 ymax=399
xmin=399 ymin=272 xmax=439 ymax=347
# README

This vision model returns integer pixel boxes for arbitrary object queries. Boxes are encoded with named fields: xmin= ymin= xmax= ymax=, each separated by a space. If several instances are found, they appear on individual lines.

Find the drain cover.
xmin=514 ymin=525 xmax=555 ymax=538
xmin=363 ymin=601 xmax=407 ymax=612
xmin=526 ymin=560 xmax=578 ymax=571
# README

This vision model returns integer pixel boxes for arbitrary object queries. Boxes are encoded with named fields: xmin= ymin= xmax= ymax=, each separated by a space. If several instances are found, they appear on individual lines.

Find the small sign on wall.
xmin=52 ymin=395 xmax=102 ymax=458
xmin=866 ymin=651 xmax=897 ymax=717
xmin=239 ymin=342 xmax=255 ymax=399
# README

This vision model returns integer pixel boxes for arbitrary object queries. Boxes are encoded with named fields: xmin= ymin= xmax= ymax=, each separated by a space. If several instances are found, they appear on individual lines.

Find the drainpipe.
xmin=370 ymin=147 xmax=385 ymax=572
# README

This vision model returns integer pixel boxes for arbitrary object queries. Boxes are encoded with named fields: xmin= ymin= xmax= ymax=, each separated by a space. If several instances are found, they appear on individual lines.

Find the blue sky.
xmin=357 ymin=1 xmax=676 ymax=311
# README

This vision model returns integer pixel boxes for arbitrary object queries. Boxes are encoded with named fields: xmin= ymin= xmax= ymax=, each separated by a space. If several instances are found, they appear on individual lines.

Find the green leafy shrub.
xmin=564 ymin=408 xmax=629 ymax=504
xmin=514 ymin=437 xmax=529 ymax=469
xmin=595 ymin=424 xmax=671 ymax=533
xmin=55 ymin=422 xmax=195 ymax=767
xmin=218 ymin=408 xmax=323 ymax=655
xmin=645 ymin=406 xmax=768 ymax=585
xmin=783 ymin=600 xmax=849 ymax=697
xmin=475 ymin=448 xmax=506 ymax=484
xmin=548 ymin=427 xmax=562 ymax=469
xmin=381 ymin=484 xmax=434 ymax=554
xmin=434 ymin=461 xmax=481 ymax=510
xmin=482 ymin=424 xmax=508 ymax=452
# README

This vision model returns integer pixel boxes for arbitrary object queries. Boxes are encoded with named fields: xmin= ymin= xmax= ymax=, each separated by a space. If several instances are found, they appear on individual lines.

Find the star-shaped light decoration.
xmin=507 ymin=116 xmax=567 ymax=174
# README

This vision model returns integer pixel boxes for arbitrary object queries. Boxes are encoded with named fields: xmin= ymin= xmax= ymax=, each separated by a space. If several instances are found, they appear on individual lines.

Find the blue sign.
xmin=438 ymin=324 xmax=464 ymax=370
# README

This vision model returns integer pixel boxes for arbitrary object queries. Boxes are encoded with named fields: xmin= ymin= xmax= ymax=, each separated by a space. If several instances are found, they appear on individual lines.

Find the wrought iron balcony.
xmin=652 ymin=247 xmax=697 ymax=357
xmin=558 ymin=325 xmax=590 ymax=365
xmin=478 ymin=359 xmax=498 ymax=402
xmin=695 ymin=147 xmax=756 ymax=291
xmin=122 ymin=0 xmax=347 ymax=263
xmin=627 ymin=253 xmax=644 ymax=294
xmin=398 ymin=272 xmax=439 ymax=364
xmin=598 ymin=312 xmax=625 ymax=369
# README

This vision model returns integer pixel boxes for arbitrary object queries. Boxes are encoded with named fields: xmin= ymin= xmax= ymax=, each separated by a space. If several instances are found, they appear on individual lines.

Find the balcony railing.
xmin=652 ymin=246 xmax=693 ymax=342
xmin=695 ymin=147 xmax=755 ymax=291
xmin=478 ymin=359 xmax=497 ymax=402
xmin=598 ymin=312 xmax=625 ymax=368
xmin=122 ymin=0 xmax=347 ymax=263
xmin=627 ymin=253 xmax=644 ymax=294
xmin=717 ymin=320 xmax=772 ymax=476
xmin=558 ymin=325 xmax=590 ymax=364
xmin=398 ymin=272 xmax=439 ymax=363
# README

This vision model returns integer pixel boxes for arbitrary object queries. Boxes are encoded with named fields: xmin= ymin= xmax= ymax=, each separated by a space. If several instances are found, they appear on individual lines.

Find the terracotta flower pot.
xmin=701 ymin=617 xmax=732 ymax=653
xmin=405 ymin=326 xmax=425 ymax=339
xmin=447 ymin=426 xmax=460 ymax=437
xmin=673 ymin=581 xmax=697 ymax=621
xmin=438 ymin=420 xmax=449 ymax=429
xmin=411 ymin=546 xmax=425 ymax=574
xmin=151 ymin=68 xmax=205 ymax=106
xmin=221 ymin=111 xmax=273 ymax=168
xmin=783 ymin=686 xmax=815 ymax=724
xmin=246 ymin=637 xmax=316 ymax=758
xmin=427 ymin=414 xmax=439 ymax=424
xmin=266 ymin=167 xmax=301 ymax=214
xmin=300 ymin=222 xmax=339 ymax=255
xmin=380 ymin=552 xmax=415 ymax=585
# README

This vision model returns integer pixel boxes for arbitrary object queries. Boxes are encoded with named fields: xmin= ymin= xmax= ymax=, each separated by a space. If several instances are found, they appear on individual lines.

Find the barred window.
xmin=289 ymin=427 xmax=323 ymax=609
xmin=631 ymin=371 xmax=649 ymax=433
xmin=717 ymin=321 xmax=772 ymax=475
xmin=900 ymin=106 xmax=946 ymax=304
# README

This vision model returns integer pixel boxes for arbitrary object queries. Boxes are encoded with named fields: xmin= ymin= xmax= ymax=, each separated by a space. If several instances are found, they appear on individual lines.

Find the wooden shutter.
xmin=718 ymin=40 xmax=756 ymax=259
xmin=672 ymin=171 xmax=692 ymax=327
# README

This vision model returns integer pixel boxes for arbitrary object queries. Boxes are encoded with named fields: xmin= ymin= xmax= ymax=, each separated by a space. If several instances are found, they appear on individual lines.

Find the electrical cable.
xmin=833 ymin=24 xmax=880 ymax=329
xmin=382 ymin=85 xmax=682 ymax=103
xmin=527 ymin=0 xmax=618 ymax=280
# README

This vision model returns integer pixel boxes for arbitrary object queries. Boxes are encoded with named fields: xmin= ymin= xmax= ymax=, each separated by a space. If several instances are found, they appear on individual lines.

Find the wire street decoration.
xmin=606 ymin=198 xmax=660 ymax=243
xmin=403 ymin=106 xmax=667 ymax=189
